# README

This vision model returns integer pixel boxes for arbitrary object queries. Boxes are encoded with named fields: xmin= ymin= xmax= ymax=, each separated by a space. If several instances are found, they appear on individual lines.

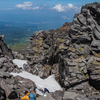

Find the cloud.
xmin=52 ymin=4 xmax=80 ymax=12
xmin=68 ymin=4 xmax=73 ymax=8
xmin=61 ymin=16 xmax=70 ymax=20
xmin=32 ymin=6 xmax=40 ymax=10
xmin=39 ymin=4 xmax=49 ymax=10
xmin=14 ymin=2 xmax=81 ymax=12
xmin=3 ymin=8 xmax=14 ymax=10
xmin=15 ymin=2 xmax=40 ymax=10
xmin=15 ymin=2 xmax=33 ymax=10
xmin=53 ymin=4 xmax=67 ymax=12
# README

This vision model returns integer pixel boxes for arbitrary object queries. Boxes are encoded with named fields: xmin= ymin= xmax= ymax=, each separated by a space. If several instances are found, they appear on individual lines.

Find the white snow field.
xmin=13 ymin=59 xmax=27 ymax=68
xmin=11 ymin=59 xmax=62 ymax=93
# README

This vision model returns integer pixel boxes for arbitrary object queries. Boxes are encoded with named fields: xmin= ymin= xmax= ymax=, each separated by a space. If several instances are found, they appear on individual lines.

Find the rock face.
xmin=0 ymin=35 xmax=14 ymax=59
xmin=25 ymin=2 xmax=100 ymax=97
xmin=0 ymin=57 xmax=36 ymax=99
xmin=37 ymin=91 xmax=90 ymax=100
xmin=0 ymin=36 xmax=36 ymax=99
xmin=69 ymin=2 xmax=100 ymax=90
xmin=24 ymin=24 xmax=70 ymax=82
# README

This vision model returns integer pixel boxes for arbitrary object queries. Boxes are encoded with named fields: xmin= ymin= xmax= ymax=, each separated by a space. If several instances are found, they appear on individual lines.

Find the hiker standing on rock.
xmin=29 ymin=91 xmax=36 ymax=100
xmin=21 ymin=90 xmax=29 ymax=100
xmin=29 ymin=88 xmax=36 ymax=100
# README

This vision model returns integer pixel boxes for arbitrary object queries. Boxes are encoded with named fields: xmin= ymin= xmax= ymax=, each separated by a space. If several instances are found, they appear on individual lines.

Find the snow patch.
xmin=36 ymin=88 xmax=43 ymax=96
xmin=13 ymin=59 xmax=27 ymax=68
xmin=10 ymin=71 xmax=62 ymax=92
xmin=19 ymin=81 xmax=23 ymax=83
xmin=12 ymin=59 xmax=62 ymax=93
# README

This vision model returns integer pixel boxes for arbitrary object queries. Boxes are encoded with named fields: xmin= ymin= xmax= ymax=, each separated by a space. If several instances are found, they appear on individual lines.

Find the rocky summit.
xmin=1 ymin=2 xmax=100 ymax=100
xmin=24 ymin=2 xmax=100 ymax=97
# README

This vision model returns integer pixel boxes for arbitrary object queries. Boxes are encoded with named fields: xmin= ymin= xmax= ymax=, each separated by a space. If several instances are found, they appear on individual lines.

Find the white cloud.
xmin=32 ymin=6 xmax=39 ymax=10
xmin=39 ymin=4 xmax=49 ymax=10
xmin=15 ymin=2 xmax=81 ymax=11
xmin=53 ymin=4 xmax=80 ymax=12
xmin=15 ymin=2 xmax=33 ymax=10
xmin=53 ymin=4 xmax=68 ymax=12
xmin=15 ymin=2 xmax=40 ymax=10
xmin=68 ymin=4 xmax=73 ymax=8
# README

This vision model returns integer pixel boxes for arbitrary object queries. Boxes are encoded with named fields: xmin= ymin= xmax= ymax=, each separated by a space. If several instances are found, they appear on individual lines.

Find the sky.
xmin=0 ymin=0 xmax=100 ymax=30
xmin=0 ymin=0 xmax=99 ymax=10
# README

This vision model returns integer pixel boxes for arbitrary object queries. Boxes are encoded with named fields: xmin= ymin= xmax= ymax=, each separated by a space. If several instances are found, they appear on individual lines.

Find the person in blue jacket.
xmin=29 ymin=90 xmax=36 ymax=100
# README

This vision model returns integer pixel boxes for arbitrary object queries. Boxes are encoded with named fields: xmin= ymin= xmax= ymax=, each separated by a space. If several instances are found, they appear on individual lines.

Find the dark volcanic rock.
xmin=69 ymin=2 xmax=100 ymax=54
xmin=69 ymin=2 xmax=100 ymax=91
xmin=0 ymin=35 xmax=14 ymax=59
xmin=0 ymin=56 xmax=21 ymax=73
xmin=0 ymin=87 xmax=6 ymax=100
xmin=22 ymin=2 xmax=100 ymax=98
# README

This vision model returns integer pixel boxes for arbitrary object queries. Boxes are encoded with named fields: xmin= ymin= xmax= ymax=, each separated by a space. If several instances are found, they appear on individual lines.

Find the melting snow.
xmin=11 ymin=59 xmax=62 ymax=93
xmin=13 ymin=59 xmax=27 ymax=68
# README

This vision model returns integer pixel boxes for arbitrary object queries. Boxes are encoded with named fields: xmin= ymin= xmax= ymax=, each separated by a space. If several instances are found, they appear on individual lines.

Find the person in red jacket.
xmin=21 ymin=90 xmax=30 ymax=100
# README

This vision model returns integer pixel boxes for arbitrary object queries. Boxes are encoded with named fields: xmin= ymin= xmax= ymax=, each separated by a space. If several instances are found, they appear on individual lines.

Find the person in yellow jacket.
xmin=21 ymin=90 xmax=30 ymax=100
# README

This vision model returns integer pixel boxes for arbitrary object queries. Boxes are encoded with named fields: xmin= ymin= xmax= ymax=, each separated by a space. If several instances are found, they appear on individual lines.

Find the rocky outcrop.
xmin=24 ymin=2 xmax=100 ymax=97
xmin=68 ymin=2 xmax=100 ymax=90
xmin=24 ymin=26 xmax=70 ymax=83
xmin=0 ymin=57 xmax=21 ymax=73
xmin=0 ymin=35 xmax=14 ymax=59
xmin=37 ymin=91 xmax=90 ymax=100
xmin=0 ymin=57 xmax=36 ymax=99
xmin=0 ymin=51 xmax=36 ymax=99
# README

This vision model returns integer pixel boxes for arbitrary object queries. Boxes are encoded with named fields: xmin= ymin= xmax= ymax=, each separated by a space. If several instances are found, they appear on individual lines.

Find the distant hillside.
xmin=0 ymin=21 xmax=64 ymax=46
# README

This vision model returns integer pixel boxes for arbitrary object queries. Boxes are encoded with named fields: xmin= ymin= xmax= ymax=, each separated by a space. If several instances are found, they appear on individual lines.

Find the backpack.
xmin=29 ymin=93 xmax=35 ymax=100
xmin=8 ymin=91 xmax=18 ymax=99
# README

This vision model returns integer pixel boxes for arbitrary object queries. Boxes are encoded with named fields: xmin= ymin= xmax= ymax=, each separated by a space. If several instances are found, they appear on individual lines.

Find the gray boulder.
xmin=37 ymin=93 xmax=55 ymax=100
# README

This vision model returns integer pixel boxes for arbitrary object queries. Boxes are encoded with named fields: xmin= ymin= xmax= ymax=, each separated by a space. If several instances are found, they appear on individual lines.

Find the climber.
xmin=29 ymin=88 xmax=36 ymax=100
xmin=21 ymin=90 xmax=29 ymax=100
xmin=29 ymin=91 xmax=36 ymax=100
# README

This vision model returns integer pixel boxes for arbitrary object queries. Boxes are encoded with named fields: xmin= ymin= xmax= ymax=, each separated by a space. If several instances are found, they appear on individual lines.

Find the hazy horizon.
xmin=0 ymin=0 xmax=100 ymax=45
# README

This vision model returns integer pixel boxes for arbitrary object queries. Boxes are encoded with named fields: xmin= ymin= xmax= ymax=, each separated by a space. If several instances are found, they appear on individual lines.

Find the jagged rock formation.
xmin=24 ymin=2 xmax=100 ymax=97
xmin=0 ymin=35 xmax=14 ymax=59
xmin=0 ymin=36 xmax=36 ymax=99
xmin=0 ymin=56 xmax=36 ymax=99
xmin=24 ymin=24 xmax=70 ymax=81
xmin=68 ymin=2 xmax=100 ymax=90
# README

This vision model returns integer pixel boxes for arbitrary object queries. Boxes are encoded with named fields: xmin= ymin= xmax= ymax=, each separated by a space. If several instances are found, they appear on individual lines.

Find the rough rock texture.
xmin=0 ymin=35 xmax=14 ymax=59
xmin=0 ymin=56 xmax=21 ymax=73
xmin=0 ymin=54 xmax=36 ymax=99
xmin=68 ymin=2 xmax=100 ymax=91
xmin=24 ymin=2 xmax=100 ymax=98
xmin=37 ymin=91 xmax=90 ymax=100
xmin=0 ymin=36 xmax=36 ymax=99
xmin=0 ymin=57 xmax=37 ymax=99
